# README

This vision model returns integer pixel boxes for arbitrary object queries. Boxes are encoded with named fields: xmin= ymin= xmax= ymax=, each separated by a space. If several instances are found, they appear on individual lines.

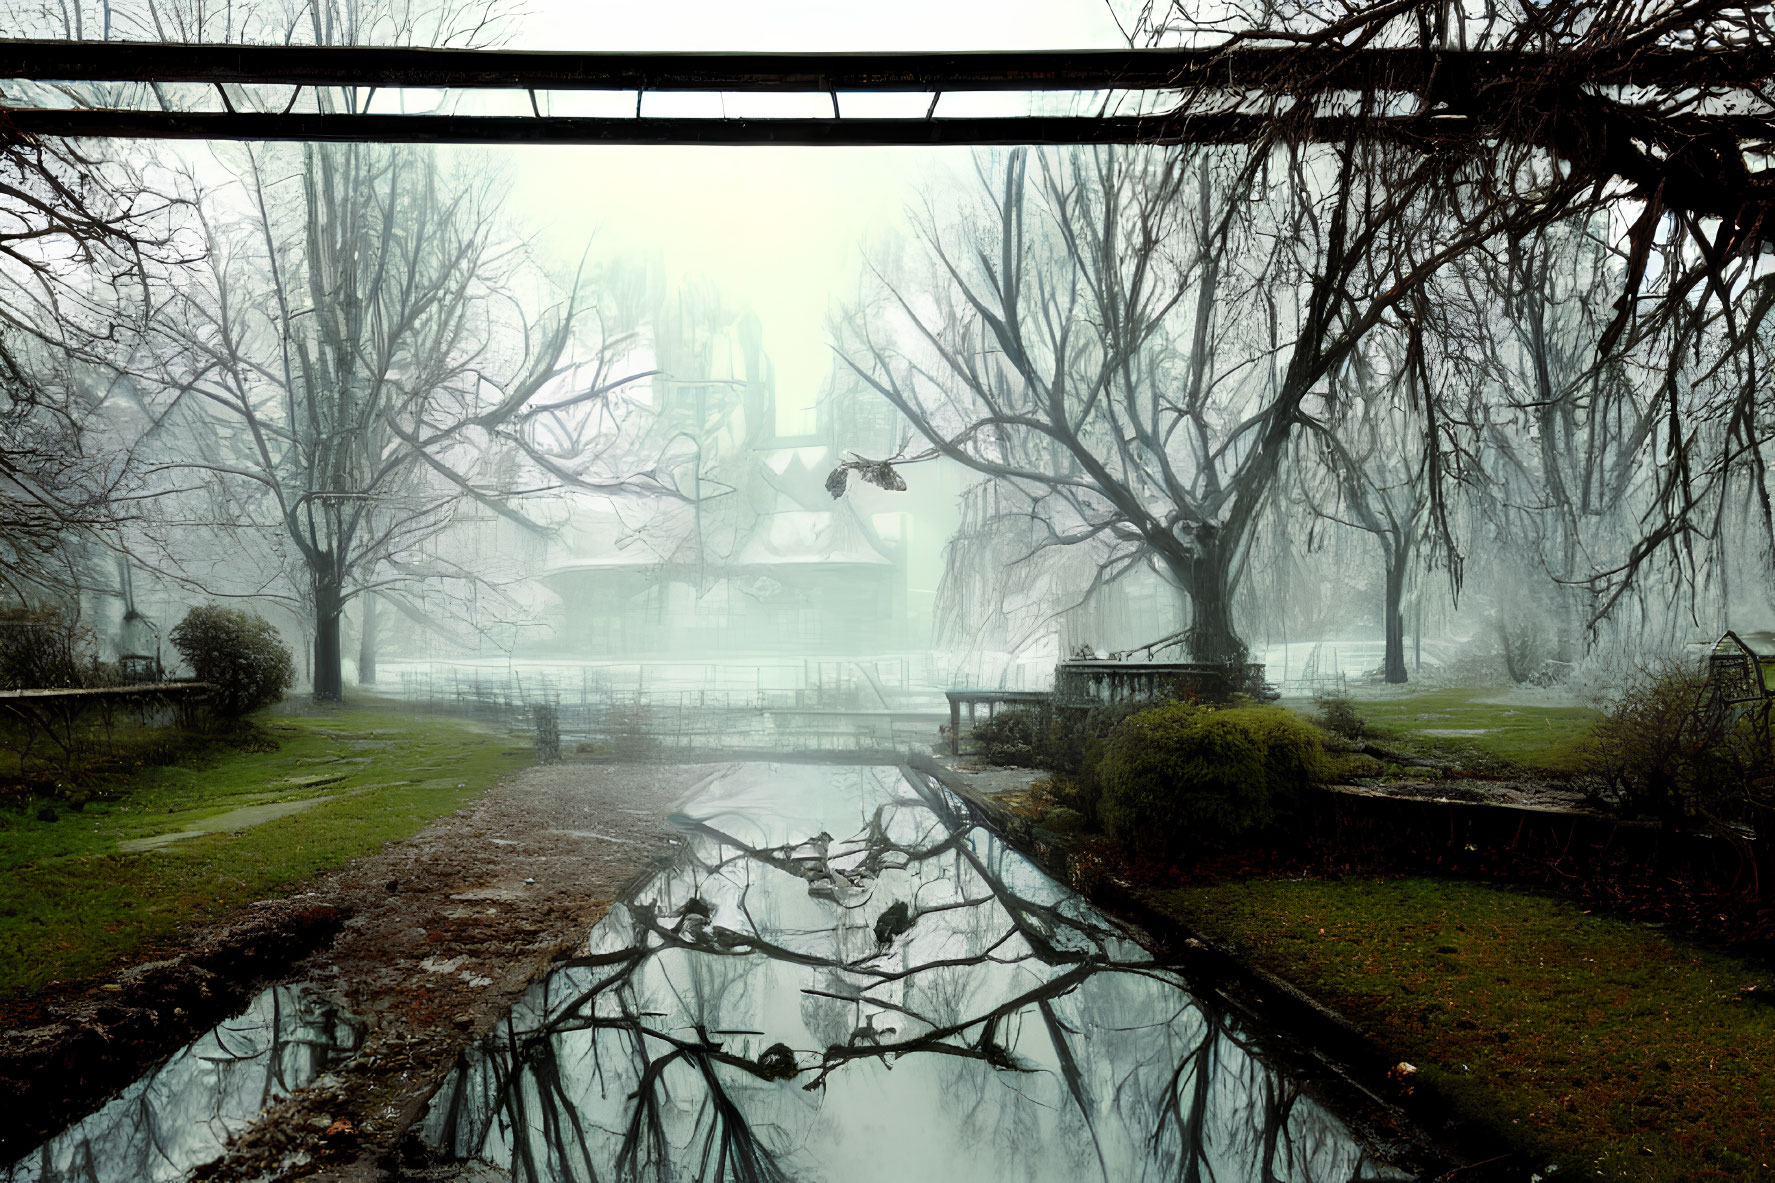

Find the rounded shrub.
xmin=1218 ymin=706 xmax=1336 ymax=810
xmin=970 ymin=705 xmax=1043 ymax=766
xmin=169 ymin=605 xmax=295 ymax=718
xmin=1097 ymin=702 xmax=1331 ymax=854
xmin=1047 ymin=699 xmax=1155 ymax=824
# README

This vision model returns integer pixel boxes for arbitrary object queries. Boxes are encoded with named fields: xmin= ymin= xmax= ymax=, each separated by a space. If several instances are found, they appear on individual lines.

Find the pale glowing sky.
xmin=491 ymin=0 xmax=1129 ymax=429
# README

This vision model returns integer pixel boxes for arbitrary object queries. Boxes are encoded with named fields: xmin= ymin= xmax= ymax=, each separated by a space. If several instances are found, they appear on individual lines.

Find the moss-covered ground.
xmin=1291 ymin=686 xmax=1603 ymax=775
xmin=0 ymin=700 xmax=531 ymax=996
xmin=1157 ymin=876 xmax=1775 ymax=1182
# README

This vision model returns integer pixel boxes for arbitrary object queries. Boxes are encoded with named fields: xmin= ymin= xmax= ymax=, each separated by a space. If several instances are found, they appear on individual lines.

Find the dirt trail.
xmin=208 ymin=758 xmax=727 ymax=1182
xmin=5 ymin=758 xmax=727 ymax=1182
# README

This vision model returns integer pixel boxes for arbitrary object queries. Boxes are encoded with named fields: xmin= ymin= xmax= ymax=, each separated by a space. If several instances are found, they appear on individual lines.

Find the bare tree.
xmin=0 ymin=127 xmax=196 ymax=616
xmin=1297 ymin=347 xmax=1434 ymax=684
xmin=842 ymin=121 xmax=1580 ymax=666
xmin=1111 ymin=0 xmax=1775 ymax=649
xmin=1291 ymin=268 xmax=1495 ymax=684
xmin=133 ymin=139 xmax=653 ymax=699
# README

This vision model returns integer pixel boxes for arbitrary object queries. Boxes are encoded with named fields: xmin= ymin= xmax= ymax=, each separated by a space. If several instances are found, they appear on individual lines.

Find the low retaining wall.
xmin=1308 ymin=786 xmax=1764 ymax=893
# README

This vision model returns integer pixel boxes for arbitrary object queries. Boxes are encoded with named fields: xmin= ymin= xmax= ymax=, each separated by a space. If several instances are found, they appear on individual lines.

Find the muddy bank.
xmin=4 ymin=759 xmax=721 ymax=1182
xmin=0 ymin=897 xmax=349 ymax=1162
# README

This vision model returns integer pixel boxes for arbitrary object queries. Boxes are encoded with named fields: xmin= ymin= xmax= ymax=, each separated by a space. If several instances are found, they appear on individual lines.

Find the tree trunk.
xmin=1186 ymin=580 xmax=1245 ymax=664
xmin=1412 ymin=592 xmax=1422 ymax=672
xmin=1176 ymin=533 xmax=1248 ymax=665
xmin=1383 ymin=553 xmax=1408 ymax=684
xmin=358 ymin=594 xmax=378 ymax=685
xmin=313 ymin=577 xmax=344 ymax=703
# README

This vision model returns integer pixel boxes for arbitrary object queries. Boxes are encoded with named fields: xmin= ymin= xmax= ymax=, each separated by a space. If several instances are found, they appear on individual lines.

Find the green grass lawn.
xmin=0 ymin=700 xmax=533 ymax=997
xmin=1295 ymin=687 xmax=1603 ymax=775
xmin=1158 ymin=877 xmax=1775 ymax=1182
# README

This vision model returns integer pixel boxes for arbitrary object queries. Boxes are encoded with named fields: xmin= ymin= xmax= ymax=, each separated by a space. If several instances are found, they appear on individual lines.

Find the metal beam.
xmin=0 ymin=107 xmax=1263 ymax=145
xmin=2 ymin=104 xmax=1759 ymax=148
xmin=0 ymin=39 xmax=1768 ymax=94
xmin=0 ymin=39 xmax=1766 ymax=153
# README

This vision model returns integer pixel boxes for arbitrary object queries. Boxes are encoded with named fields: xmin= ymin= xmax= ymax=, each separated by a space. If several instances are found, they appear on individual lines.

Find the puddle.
xmin=4 ymin=985 xmax=361 ymax=1183
xmin=423 ymin=763 xmax=1408 ymax=1182
xmin=1413 ymin=728 xmax=1496 ymax=738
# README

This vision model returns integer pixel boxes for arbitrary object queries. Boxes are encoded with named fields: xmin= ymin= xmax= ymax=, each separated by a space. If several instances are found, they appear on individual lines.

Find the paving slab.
xmin=117 ymin=795 xmax=340 ymax=852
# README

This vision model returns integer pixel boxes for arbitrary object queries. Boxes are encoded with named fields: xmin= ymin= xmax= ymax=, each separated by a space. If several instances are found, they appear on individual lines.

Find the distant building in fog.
xmin=537 ymin=309 xmax=909 ymax=658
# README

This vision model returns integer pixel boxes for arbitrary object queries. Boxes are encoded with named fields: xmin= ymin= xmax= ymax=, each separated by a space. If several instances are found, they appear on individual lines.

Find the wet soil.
xmin=0 ymin=898 xmax=349 ymax=1161
xmin=2 ymin=758 xmax=724 ymax=1182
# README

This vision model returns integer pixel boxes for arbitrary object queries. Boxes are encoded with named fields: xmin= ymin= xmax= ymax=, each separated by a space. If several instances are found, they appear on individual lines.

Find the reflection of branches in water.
xmin=424 ymin=767 xmax=1397 ymax=1183
xmin=5 ymin=986 xmax=360 ymax=1183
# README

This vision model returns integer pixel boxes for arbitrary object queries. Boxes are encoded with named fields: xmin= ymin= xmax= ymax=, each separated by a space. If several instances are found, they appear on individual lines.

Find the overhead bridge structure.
xmin=0 ymin=37 xmax=1771 ymax=230
xmin=0 ymin=39 xmax=1764 ymax=148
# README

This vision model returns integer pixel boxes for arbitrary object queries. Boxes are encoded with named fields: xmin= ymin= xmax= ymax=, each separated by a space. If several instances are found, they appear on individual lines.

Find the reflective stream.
xmin=422 ymin=764 xmax=1405 ymax=1182
xmin=5 ymin=984 xmax=361 ymax=1183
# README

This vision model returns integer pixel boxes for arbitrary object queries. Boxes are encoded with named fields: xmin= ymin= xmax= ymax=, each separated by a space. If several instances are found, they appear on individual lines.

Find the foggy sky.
xmin=496 ymin=0 xmax=1127 ymax=433
xmin=462 ymin=0 xmax=1129 ymax=614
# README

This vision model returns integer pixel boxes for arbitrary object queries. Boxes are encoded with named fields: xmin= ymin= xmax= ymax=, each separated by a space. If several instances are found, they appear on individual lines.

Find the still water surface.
xmin=422 ymin=763 xmax=1405 ymax=1182
xmin=5 ymin=762 xmax=1405 ymax=1182
xmin=5 ymin=985 xmax=360 ymax=1183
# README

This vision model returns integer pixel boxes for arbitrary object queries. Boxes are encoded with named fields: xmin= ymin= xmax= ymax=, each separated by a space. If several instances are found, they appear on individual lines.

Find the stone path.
xmin=115 ymin=780 xmax=412 ymax=852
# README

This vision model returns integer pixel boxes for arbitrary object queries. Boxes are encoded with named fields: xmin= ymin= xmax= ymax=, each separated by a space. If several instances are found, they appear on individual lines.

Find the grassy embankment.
xmin=1157 ymin=877 xmax=1775 ymax=1182
xmin=1117 ymin=690 xmax=1763 ymax=1180
xmin=0 ymin=700 xmax=532 ymax=997
xmin=999 ymin=686 xmax=1772 ymax=1177
xmin=1303 ymin=686 xmax=1603 ymax=776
